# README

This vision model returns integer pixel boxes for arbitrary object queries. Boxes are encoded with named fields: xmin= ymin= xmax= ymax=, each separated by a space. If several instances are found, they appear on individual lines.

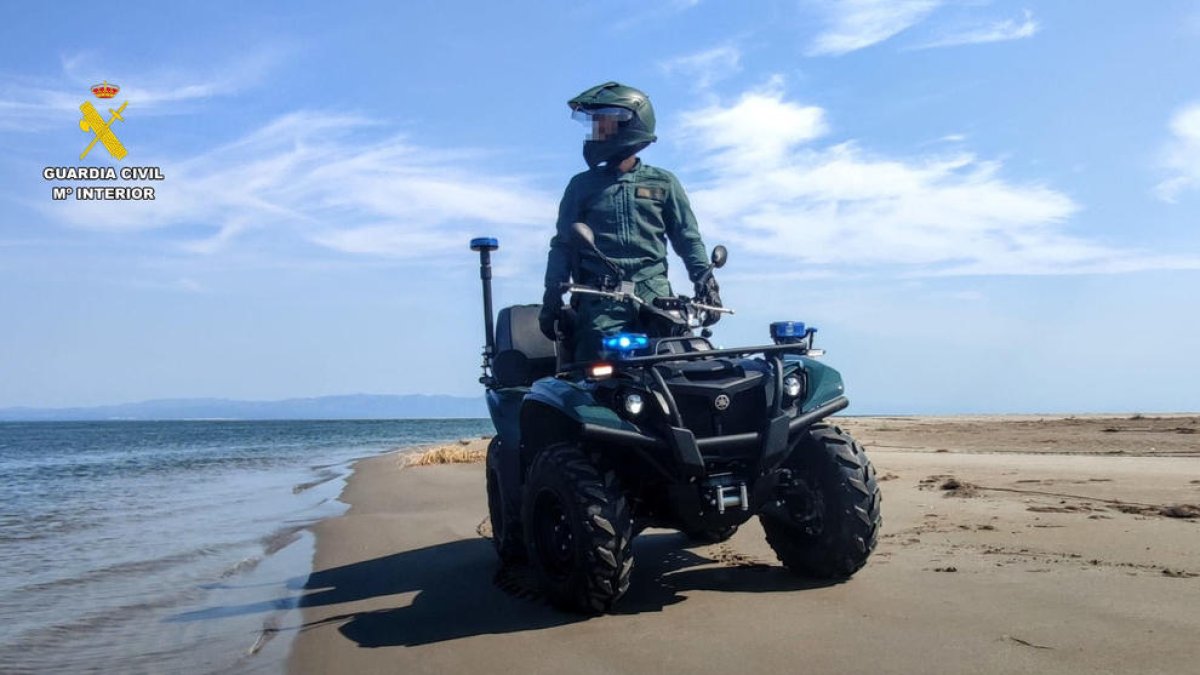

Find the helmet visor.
xmin=570 ymin=106 xmax=634 ymax=124
xmin=572 ymin=107 xmax=633 ymax=141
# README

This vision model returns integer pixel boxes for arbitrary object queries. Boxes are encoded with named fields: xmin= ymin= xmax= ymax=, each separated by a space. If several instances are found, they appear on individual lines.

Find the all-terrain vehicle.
xmin=471 ymin=227 xmax=881 ymax=613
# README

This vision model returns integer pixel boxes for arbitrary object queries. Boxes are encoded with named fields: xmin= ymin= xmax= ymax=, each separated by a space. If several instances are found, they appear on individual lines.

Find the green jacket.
xmin=543 ymin=160 xmax=710 ymax=291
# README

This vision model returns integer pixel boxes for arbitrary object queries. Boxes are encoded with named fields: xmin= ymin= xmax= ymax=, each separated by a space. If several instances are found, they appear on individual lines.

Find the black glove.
xmin=694 ymin=273 xmax=722 ymax=326
xmin=539 ymin=289 xmax=562 ymax=341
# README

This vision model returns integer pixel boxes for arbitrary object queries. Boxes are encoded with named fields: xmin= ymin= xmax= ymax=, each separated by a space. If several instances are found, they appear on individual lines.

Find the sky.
xmin=1 ymin=0 xmax=1198 ymax=414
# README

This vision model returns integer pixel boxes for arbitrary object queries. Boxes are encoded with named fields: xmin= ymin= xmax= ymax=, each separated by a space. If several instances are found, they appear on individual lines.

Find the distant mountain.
xmin=0 ymin=394 xmax=488 ymax=421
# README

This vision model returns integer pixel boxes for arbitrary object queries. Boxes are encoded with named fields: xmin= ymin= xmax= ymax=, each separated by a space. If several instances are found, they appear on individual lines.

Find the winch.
xmin=703 ymin=472 xmax=750 ymax=514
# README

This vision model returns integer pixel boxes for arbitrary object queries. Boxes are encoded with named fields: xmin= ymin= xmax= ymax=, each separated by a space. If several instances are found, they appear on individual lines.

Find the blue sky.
xmin=2 ymin=0 xmax=1198 ymax=413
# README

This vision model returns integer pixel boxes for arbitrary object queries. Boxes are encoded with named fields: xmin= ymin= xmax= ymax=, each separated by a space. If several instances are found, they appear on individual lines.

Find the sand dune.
xmin=288 ymin=416 xmax=1199 ymax=674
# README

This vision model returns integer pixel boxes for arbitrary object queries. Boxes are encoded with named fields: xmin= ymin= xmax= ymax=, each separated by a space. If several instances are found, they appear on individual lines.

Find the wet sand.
xmin=288 ymin=416 xmax=1200 ymax=674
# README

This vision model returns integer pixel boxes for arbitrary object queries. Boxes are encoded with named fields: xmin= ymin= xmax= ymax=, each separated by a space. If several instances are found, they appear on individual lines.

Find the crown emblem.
xmin=91 ymin=81 xmax=120 ymax=99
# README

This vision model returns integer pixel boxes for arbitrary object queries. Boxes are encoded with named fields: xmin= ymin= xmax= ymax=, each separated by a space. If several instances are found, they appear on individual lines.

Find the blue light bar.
xmin=770 ymin=321 xmax=807 ymax=339
xmin=470 ymin=237 xmax=499 ymax=251
xmin=602 ymin=332 xmax=650 ymax=352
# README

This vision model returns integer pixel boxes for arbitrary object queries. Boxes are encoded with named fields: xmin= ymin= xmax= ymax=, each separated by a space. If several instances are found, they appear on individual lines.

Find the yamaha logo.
xmin=714 ymin=394 xmax=730 ymax=411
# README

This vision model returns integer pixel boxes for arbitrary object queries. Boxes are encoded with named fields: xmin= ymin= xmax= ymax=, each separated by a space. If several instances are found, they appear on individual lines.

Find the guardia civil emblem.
xmin=79 ymin=81 xmax=128 ymax=161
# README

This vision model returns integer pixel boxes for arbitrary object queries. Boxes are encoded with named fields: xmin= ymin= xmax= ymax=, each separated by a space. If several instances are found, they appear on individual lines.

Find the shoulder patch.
xmin=635 ymin=186 xmax=667 ymax=201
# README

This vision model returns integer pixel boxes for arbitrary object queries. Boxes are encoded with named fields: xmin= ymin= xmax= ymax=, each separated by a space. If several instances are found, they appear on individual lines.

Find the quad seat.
xmin=493 ymin=304 xmax=559 ymax=387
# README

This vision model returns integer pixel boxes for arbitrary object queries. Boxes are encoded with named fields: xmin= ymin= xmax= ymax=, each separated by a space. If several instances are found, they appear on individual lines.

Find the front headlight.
xmin=623 ymin=392 xmax=645 ymax=416
xmin=783 ymin=375 xmax=802 ymax=399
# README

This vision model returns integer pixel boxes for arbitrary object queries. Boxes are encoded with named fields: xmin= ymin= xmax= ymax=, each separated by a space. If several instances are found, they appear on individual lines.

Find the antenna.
xmin=470 ymin=237 xmax=500 ymax=384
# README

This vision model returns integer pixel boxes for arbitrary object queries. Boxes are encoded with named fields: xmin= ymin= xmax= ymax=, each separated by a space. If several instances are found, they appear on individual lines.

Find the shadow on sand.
xmin=169 ymin=532 xmax=836 ymax=647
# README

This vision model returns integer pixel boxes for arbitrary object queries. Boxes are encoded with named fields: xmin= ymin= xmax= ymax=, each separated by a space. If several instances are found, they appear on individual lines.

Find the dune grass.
xmin=405 ymin=438 xmax=490 ymax=466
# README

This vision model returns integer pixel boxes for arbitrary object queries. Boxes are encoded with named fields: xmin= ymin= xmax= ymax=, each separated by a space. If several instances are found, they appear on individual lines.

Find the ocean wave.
xmin=1 ymin=542 xmax=246 ymax=597
xmin=0 ymin=418 xmax=493 ymax=672
xmin=291 ymin=468 xmax=340 ymax=494
xmin=261 ymin=525 xmax=305 ymax=556
xmin=0 ymin=590 xmax=201 ymax=673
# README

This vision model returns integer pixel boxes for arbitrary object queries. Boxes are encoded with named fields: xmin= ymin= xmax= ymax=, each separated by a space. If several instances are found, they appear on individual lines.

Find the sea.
xmin=0 ymin=418 xmax=494 ymax=674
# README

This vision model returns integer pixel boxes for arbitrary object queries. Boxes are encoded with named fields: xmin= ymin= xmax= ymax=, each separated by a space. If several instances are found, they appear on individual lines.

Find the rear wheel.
xmin=485 ymin=439 xmax=524 ymax=564
xmin=760 ymin=425 xmax=881 ymax=579
xmin=522 ymin=443 xmax=633 ymax=613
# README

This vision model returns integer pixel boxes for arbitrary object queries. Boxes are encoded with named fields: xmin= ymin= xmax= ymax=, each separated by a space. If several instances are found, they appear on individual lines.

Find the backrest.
xmin=493 ymin=304 xmax=558 ymax=387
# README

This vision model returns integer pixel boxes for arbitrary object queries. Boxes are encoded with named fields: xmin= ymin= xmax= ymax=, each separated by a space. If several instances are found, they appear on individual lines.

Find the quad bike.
xmin=471 ymin=226 xmax=881 ymax=613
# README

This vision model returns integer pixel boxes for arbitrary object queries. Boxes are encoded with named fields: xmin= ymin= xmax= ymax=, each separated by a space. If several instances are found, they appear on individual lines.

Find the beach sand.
xmin=288 ymin=416 xmax=1200 ymax=674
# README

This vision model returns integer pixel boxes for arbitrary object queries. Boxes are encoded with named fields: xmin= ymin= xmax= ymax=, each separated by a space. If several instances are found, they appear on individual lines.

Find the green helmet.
xmin=569 ymin=82 xmax=658 ymax=168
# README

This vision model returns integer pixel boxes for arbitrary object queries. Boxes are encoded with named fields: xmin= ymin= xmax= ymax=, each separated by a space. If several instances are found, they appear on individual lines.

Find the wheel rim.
xmin=531 ymin=487 xmax=576 ymax=581
xmin=779 ymin=480 xmax=824 ymax=536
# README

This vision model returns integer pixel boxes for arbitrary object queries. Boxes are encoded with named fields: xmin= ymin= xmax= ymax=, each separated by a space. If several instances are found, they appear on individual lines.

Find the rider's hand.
xmin=694 ymin=274 xmax=722 ymax=326
xmin=538 ymin=289 xmax=562 ymax=341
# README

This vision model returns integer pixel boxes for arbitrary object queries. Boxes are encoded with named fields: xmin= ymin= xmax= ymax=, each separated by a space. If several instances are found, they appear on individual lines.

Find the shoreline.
xmin=287 ymin=414 xmax=1198 ymax=673
xmin=0 ymin=419 xmax=499 ymax=674
xmin=247 ymin=435 xmax=492 ymax=671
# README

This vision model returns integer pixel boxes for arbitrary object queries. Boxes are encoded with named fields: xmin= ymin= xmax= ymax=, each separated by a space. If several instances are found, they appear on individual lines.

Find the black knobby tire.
xmin=685 ymin=525 xmax=739 ymax=544
xmin=521 ymin=443 xmax=634 ymax=613
xmin=485 ymin=438 xmax=524 ymax=564
xmin=760 ymin=424 xmax=881 ymax=579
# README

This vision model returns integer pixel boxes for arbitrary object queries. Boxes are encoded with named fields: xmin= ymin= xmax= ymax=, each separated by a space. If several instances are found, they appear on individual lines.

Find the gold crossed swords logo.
xmin=79 ymin=100 xmax=129 ymax=161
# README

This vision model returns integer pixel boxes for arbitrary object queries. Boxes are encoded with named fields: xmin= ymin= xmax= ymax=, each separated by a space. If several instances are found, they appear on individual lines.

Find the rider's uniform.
xmin=543 ymin=158 xmax=712 ymax=362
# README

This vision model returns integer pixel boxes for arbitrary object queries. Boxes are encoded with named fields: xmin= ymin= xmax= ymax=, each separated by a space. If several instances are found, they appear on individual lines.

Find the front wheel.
xmin=521 ymin=443 xmax=633 ymax=613
xmin=760 ymin=425 xmax=881 ymax=579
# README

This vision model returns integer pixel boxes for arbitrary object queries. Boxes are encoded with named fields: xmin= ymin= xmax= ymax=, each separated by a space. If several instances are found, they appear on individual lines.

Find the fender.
xmin=789 ymin=356 xmax=846 ymax=412
xmin=486 ymin=388 xmax=527 ymax=450
xmin=519 ymin=377 xmax=644 ymax=469
xmin=523 ymin=377 xmax=641 ymax=431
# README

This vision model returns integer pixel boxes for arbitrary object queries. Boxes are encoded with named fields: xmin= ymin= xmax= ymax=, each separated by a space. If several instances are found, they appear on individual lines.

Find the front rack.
xmin=560 ymin=343 xmax=811 ymax=374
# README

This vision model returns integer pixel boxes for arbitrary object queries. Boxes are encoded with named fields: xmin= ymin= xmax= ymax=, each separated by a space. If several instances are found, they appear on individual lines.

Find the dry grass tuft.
xmin=404 ymin=439 xmax=489 ymax=466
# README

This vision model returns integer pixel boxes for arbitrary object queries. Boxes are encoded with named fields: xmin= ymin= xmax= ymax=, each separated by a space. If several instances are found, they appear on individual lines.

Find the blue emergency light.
xmin=602 ymin=333 xmax=650 ymax=353
xmin=770 ymin=321 xmax=815 ymax=345
xmin=770 ymin=321 xmax=806 ymax=338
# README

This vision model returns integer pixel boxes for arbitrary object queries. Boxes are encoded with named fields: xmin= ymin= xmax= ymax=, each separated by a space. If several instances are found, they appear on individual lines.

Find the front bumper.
xmin=579 ymin=395 xmax=849 ymax=478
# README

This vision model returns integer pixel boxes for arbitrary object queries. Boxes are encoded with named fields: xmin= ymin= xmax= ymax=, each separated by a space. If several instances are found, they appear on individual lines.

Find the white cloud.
xmin=910 ymin=9 xmax=1040 ymax=50
xmin=61 ymin=49 xmax=282 ymax=108
xmin=679 ymin=85 xmax=827 ymax=171
xmin=0 ymin=90 xmax=81 ymax=131
xmin=659 ymin=45 xmax=742 ymax=90
xmin=679 ymin=88 xmax=1200 ymax=276
xmin=1155 ymin=102 xmax=1200 ymax=203
xmin=38 ymin=111 xmax=557 ymax=260
xmin=807 ymin=0 xmax=942 ymax=56
xmin=608 ymin=0 xmax=703 ymax=32
xmin=0 ymin=49 xmax=283 ymax=131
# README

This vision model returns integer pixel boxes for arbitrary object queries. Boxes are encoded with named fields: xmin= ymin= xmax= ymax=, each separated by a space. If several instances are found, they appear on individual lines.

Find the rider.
xmin=539 ymin=81 xmax=722 ymax=362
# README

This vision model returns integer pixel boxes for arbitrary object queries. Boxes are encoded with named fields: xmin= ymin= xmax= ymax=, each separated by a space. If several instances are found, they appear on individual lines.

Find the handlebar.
xmin=560 ymin=283 xmax=644 ymax=305
xmin=559 ymin=282 xmax=735 ymax=315
xmin=692 ymin=302 xmax=734 ymax=315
